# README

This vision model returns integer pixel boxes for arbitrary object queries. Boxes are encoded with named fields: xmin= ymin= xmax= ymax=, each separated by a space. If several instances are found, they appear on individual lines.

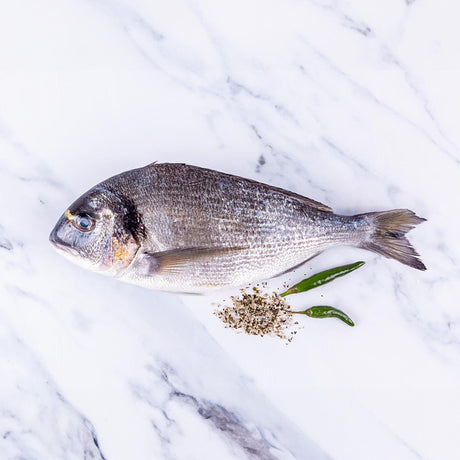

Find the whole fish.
xmin=49 ymin=163 xmax=426 ymax=293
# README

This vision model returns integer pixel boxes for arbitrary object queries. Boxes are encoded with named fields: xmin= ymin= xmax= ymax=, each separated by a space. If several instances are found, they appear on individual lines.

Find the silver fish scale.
xmin=101 ymin=163 xmax=366 ymax=291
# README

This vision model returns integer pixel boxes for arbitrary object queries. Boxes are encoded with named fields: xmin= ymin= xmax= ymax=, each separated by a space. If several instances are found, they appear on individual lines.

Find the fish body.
xmin=49 ymin=163 xmax=426 ymax=293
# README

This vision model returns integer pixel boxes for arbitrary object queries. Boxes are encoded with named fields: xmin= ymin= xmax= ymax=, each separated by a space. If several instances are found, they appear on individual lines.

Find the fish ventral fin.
xmin=358 ymin=209 xmax=426 ymax=270
xmin=142 ymin=246 xmax=245 ymax=275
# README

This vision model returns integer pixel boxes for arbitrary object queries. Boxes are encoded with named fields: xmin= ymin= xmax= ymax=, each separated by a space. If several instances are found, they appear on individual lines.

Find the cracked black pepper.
xmin=214 ymin=287 xmax=300 ymax=344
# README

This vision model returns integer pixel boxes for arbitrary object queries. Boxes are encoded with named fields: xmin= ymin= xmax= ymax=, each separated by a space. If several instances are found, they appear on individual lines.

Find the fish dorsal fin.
xmin=142 ymin=163 xmax=332 ymax=212
xmin=142 ymin=162 xmax=332 ymax=212
xmin=293 ymin=195 xmax=332 ymax=212
xmin=265 ymin=184 xmax=332 ymax=212
xmin=140 ymin=246 xmax=244 ymax=275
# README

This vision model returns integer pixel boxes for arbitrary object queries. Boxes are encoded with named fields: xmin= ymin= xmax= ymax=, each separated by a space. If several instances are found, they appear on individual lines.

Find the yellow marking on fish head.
xmin=111 ymin=236 xmax=138 ymax=267
xmin=65 ymin=209 xmax=74 ymax=221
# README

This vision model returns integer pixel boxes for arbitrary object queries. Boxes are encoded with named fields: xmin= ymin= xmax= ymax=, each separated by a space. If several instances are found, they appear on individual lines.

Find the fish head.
xmin=49 ymin=187 xmax=140 ymax=275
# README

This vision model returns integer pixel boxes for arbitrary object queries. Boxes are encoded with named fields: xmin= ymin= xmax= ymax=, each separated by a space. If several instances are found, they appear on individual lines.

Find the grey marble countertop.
xmin=1 ymin=1 xmax=459 ymax=459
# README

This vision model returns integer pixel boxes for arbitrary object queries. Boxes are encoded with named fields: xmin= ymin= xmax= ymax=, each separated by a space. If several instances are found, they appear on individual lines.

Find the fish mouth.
xmin=49 ymin=225 xmax=79 ymax=257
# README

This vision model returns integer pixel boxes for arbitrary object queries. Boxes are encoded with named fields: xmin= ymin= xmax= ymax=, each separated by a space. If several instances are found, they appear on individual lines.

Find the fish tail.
xmin=356 ymin=209 xmax=426 ymax=270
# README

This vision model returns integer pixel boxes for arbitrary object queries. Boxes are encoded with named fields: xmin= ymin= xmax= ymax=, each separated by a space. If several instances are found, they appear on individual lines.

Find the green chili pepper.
xmin=279 ymin=261 xmax=365 ymax=297
xmin=293 ymin=306 xmax=355 ymax=327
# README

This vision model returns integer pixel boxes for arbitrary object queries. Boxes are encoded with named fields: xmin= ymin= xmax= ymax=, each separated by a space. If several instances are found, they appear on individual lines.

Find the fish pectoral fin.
xmin=140 ymin=246 xmax=244 ymax=275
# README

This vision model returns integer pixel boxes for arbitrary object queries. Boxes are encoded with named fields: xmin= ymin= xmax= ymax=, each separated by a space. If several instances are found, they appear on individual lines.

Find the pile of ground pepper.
xmin=214 ymin=286 xmax=300 ymax=344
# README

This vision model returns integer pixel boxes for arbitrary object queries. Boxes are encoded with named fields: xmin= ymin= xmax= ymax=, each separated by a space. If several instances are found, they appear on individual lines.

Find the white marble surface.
xmin=1 ymin=1 xmax=460 ymax=459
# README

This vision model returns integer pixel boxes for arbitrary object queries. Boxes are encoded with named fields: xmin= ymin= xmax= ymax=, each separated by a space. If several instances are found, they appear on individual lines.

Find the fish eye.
xmin=73 ymin=214 xmax=94 ymax=232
